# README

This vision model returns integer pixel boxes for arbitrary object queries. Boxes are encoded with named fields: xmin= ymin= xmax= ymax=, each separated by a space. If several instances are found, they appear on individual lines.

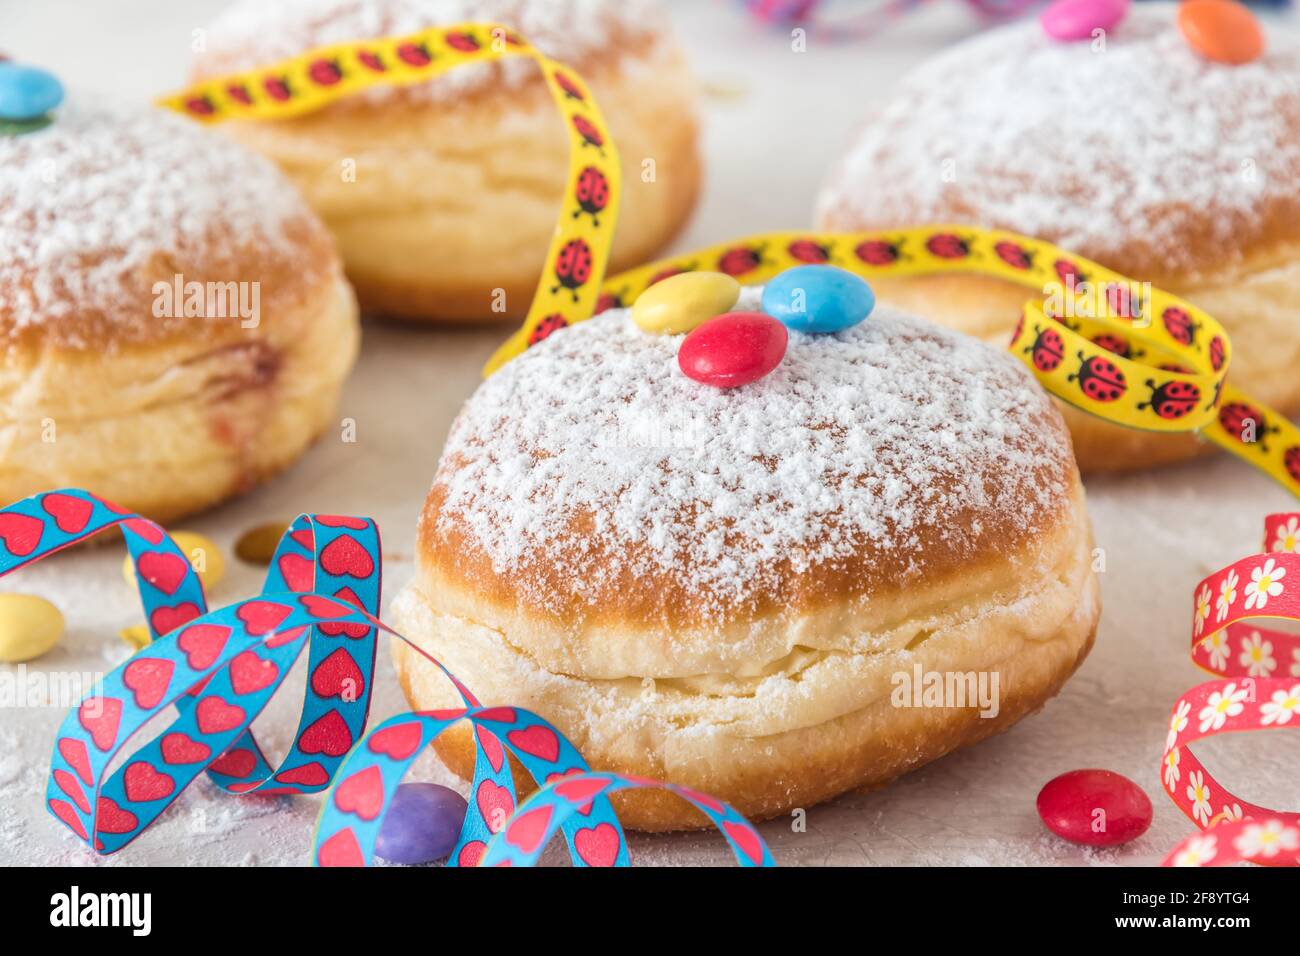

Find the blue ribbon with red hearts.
xmin=3 ymin=488 xmax=773 ymax=866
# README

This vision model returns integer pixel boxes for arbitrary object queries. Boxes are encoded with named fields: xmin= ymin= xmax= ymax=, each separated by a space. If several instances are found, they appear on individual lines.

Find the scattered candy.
xmin=1040 ymin=0 xmax=1129 ymax=42
xmin=761 ymin=264 xmax=875 ymax=334
xmin=0 ymin=593 xmax=64 ymax=662
xmin=234 ymin=521 xmax=291 ymax=565
xmin=1037 ymin=769 xmax=1153 ymax=847
xmin=0 ymin=62 xmax=63 ymax=122
xmin=374 ymin=783 xmax=469 ymax=865
xmin=119 ymin=624 xmax=151 ymax=653
xmin=122 ymin=530 xmax=225 ymax=593
xmin=1177 ymin=0 xmax=1264 ymax=65
xmin=631 ymin=271 xmax=740 ymax=335
xmin=678 ymin=312 xmax=788 ymax=388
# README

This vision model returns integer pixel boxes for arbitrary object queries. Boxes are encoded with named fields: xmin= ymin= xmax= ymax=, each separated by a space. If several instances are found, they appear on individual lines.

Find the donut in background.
xmin=0 ymin=99 xmax=359 ymax=522
xmin=816 ymin=2 xmax=1300 ymax=473
xmin=191 ymin=0 xmax=702 ymax=323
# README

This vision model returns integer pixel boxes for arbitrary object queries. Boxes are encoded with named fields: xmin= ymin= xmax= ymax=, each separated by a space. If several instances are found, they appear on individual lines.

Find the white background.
xmin=0 ymin=0 xmax=1297 ymax=866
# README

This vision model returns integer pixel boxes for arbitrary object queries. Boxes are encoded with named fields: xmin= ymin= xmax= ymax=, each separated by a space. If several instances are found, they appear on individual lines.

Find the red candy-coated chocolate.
xmin=677 ymin=312 xmax=788 ymax=388
xmin=1037 ymin=769 xmax=1153 ymax=847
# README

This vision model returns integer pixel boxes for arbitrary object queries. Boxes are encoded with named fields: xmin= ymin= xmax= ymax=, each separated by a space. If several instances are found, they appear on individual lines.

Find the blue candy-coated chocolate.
xmin=761 ymin=264 xmax=875 ymax=334
xmin=374 ymin=782 xmax=468 ymax=865
xmin=0 ymin=63 xmax=63 ymax=122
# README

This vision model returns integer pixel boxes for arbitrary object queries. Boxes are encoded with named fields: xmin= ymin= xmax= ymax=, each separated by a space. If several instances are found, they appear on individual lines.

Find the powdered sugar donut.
xmin=392 ymin=290 xmax=1099 ymax=829
xmin=191 ymin=0 xmax=700 ymax=322
xmin=816 ymin=3 xmax=1300 ymax=473
xmin=0 ymin=98 xmax=358 ymax=522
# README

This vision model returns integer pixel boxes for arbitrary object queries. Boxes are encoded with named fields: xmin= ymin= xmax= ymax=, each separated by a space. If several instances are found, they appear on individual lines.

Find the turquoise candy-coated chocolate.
xmin=760 ymin=265 xmax=875 ymax=334
xmin=374 ymin=783 xmax=468 ymax=865
xmin=0 ymin=63 xmax=63 ymax=122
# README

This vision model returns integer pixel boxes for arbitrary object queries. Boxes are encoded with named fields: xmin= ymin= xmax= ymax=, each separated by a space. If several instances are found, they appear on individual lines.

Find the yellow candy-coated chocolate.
xmin=631 ymin=272 xmax=740 ymax=335
xmin=120 ymin=625 xmax=151 ymax=653
xmin=0 ymin=594 xmax=64 ymax=662
xmin=235 ymin=521 xmax=291 ymax=566
xmin=123 ymin=530 xmax=226 ymax=592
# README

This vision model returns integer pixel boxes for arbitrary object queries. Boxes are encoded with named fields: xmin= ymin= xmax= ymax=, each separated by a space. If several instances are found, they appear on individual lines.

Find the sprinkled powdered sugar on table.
xmin=816 ymin=3 xmax=1300 ymax=275
xmin=0 ymin=98 xmax=317 ymax=348
xmin=195 ymin=0 xmax=667 ymax=105
xmin=431 ymin=289 xmax=1071 ymax=612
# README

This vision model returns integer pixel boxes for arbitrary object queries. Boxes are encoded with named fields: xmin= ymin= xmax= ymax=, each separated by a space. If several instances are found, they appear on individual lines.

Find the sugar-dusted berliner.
xmin=815 ymin=3 xmax=1300 ymax=473
xmin=392 ymin=288 xmax=1100 ymax=830
xmin=0 ymin=99 xmax=359 ymax=523
xmin=191 ymin=0 xmax=701 ymax=322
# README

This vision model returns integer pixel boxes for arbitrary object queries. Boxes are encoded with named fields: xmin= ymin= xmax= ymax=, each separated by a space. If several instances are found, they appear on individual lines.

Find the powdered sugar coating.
xmin=430 ymin=290 xmax=1073 ymax=614
xmin=195 ymin=0 xmax=667 ymax=106
xmin=817 ymin=4 xmax=1300 ymax=278
xmin=0 ymin=98 xmax=327 ymax=349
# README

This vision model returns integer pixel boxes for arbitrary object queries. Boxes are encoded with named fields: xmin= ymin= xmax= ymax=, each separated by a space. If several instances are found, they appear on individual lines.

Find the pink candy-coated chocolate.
xmin=1040 ymin=0 xmax=1130 ymax=42
xmin=1037 ymin=769 xmax=1153 ymax=847
xmin=677 ymin=312 xmax=788 ymax=388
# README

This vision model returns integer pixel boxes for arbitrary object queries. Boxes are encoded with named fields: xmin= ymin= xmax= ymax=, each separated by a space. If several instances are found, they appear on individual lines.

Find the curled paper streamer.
xmin=160 ymin=22 xmax=621 ymax=363
xmin=4 ymin=489 xmax=771 ymax=865
xmin=1160 ymin=514 xmax=1300 ymax=867
xmin=499 ymin=227 xmax=1300 ymax=501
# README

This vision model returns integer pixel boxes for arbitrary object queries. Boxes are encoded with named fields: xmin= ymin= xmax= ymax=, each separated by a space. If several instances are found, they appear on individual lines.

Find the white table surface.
xmin=1 ymin=0 xmax=1296 ymax=867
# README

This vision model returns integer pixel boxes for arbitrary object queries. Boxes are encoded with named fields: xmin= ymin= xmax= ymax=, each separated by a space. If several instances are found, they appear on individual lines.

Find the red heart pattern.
xmin=177 ymin=624 xmax=230 ymax=670
xmin=278 ymin=552 xmax=314 ymax=592
xmin=310 ymin=648 xmax=364 ymax=700
xmin=0 ymin=512 xmax=43 ymax=556
xmin=554 ymin=775 xmax=610 ymax=808
xmin=122 ymin=657 xmax=174 ymax=710
xmin=209 ymin=749 xmax=257 ymax=778
xmin=49 ymin=799 xmax=89 ymax=840
xmin=78 ymin=697 xmax=123 ymax=752
xmin=317 ymin=827 xmax=364 ymax=867
xmin=300 ymin=594 xmax=352 ymax=619
xmin=504 ymin=805 xmax=553 ymax=854
xmin=724 ymin=820 xmax=765 ymax=865
xmin=136 ymin=551 xmax=189 ymax=596
xmin=151 ymin=602 xmax=201 ymax=637
xmin=161 ymin=732 xmax=211 ymax=765
xmin=95 ymin=796 xmax=139 ymax=834
xmin=333 ymin=765 xmax=384 ymax=820
xmin=574 ymin=822 xmax=620 ymax=867
xmin=236 ymin=600 xmax=292 ymax=636
xmin=275 ymin=762 xmax=329 ymax=787
xmin=476 ymin=779 xmax=514 ymax=834
xmin=123 ymin=518 xmax=164 ymax=544
xmin=366 ymin=722 xmax=422 ymax=760
xmin=507 ymin=725 xmax=560 ymax=763
xmin=58 ymin=737 xmax=93 ymax=785
xmin=195 ymin=696 xmax=246 ymax=735
xmin=299 ymin=709 xmax=352 ymax=757
xmin=476 ymin=724 xmax=505 ymax=773
xmin=41 ymin=493 xmax=92 ymax=534
xmin=457 ymin=840 xmax=487 ymax=868
xmin=316 ymin=515 xmax=369 ymax=530
xmin=54 ymin=769 xmax=90 ymax=813
xmin=228 ymin=651 xmax=279 ymax=696
xmin=319 ymin=534 xmax=374 ymax=578
xmin=124 ymin=762 xmax=175 ymax=803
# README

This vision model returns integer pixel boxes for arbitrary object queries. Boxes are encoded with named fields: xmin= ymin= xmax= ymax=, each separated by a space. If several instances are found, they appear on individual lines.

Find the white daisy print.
xmin=1164 ymin=747 xmax=1181 ymax=791
xmin=1216 ymin=570 xmax=1239 ymax=622
xmin=1244 ymin=559 xmax=1286 ymax=611
xmin=1198 ymin=683 xmax=1248 ymax=733
xmin=1233 ymin=819 xmax=1300 ymax=860
xmin=1212 ymin=803 xmax=1243 ymax=827
xmin=1166 ymin=701 xmax=1190 ymax=752
xmin=1291 ymin=647 xmax=1300 ymax=679
xmin=1194 ymin=585 xmax=1211 ymax=637
xmin=1172 ymin=834 xmax=1217 ymax=867
xmin=1272 ymin=517 xmax=1299 ymax=554
xmin=1187 ymin=770 xmax=1213 ymax=826
xmin=1260 ymin=685 xmax=1300 ymax=726
xmin=1238 ymin=631 xmax=1276 ymax=677
xmin=1202 ymin=629 xmax=1229 ymax=672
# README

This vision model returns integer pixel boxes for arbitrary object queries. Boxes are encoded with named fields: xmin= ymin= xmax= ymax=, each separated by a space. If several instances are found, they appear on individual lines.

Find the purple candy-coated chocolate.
xmin=374 ymin=782 xmax=468 ymax=865
xmin=1040 ymin=0 xmax=1129 ymax=42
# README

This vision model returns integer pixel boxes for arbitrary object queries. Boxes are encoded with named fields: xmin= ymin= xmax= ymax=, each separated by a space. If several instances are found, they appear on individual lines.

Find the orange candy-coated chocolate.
xmin=1177 ymin=0 xmax=1264 ymax=65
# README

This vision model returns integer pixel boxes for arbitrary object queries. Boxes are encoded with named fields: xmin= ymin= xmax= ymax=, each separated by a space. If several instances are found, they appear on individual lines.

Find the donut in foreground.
xmin=393 ymin=290 xmax=1100 ymax=830
xmin=192 ymin=0 xmax=701 ymax=323
xmin=0 ymin=99 xmax=359 ymax=523
xmin=815 ymin=3 xmax=1300 ymax=474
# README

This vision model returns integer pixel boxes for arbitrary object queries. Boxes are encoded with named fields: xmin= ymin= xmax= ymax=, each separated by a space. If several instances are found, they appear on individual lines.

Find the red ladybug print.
xmin=1092 ymin=333 xmax=1135 ymax=359
xmin=1139 ymin=379 xmax=1201 ymax=419
xmin=1158 ymin=362 xmax=1194 ymax=374
xmin=925 ymin=233 xmax=972 ymax=259
xmin=1208 ymin=335 xmax=1226 ymax=371
xmin=185 ymin=95 xmax=215 ymax=116
xmin=397 ymin=42 xmax=432 ymax=67
xmin=1218 ymin=401 xmax=1276 ymax=449
xmin=308 ymin=58 xmax=344 ymax=86
xmin=528 ymin=314 xmax=568 ymax=345
xmin=1025 ymin=326 xmax=1065 ymax=373
xmin=445 ymin=31 xmax=481 ymax=52
xmin=225 ymin=84 xmax=252 ymax=105
xmin=994 ymin=240 xmax=1033 ymax=270
xmin=1069 ymin=353 xmax=1127 ymax=402
xmin=1054 ymin=258 xmax=1087 ymax=287
xmin=573 ymin=166 xmax=609 ymax=224
xmin=717 ymin=244 xmax=765 ymax=277
xmin=1285 ymin=446 xmax=1300 ymax=484
xmin=554 ymin=71 xmax=585 ymax=101
xmin=855 ymin=238 xmax=903 ymax=265
xmin=357 ymin=50 xmax=387 ymax=72
xmin=594 ymin=290 xmax=625 ymax=314
xmin=263 ymin=75 xmax=292 ymax=102
xmin=572 ymin=115 xmax=605 ymax=151
xmin=552 ymin=239 xmax=593 ymax=298
xmin=1161 ymin=307 xmax=1199 ymax=346
xmin=1104 ymin=283 xmax=1143 ymax=320
xmin=787 ymin=239 xmax=832 ymax=264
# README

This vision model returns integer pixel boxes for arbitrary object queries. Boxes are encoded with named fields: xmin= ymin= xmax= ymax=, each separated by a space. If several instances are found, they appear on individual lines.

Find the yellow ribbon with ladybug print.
xmin=159 ymin=22 xmax=620 ymax=349
xmin=499 ymin=227 xmax=1300 ymax=502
